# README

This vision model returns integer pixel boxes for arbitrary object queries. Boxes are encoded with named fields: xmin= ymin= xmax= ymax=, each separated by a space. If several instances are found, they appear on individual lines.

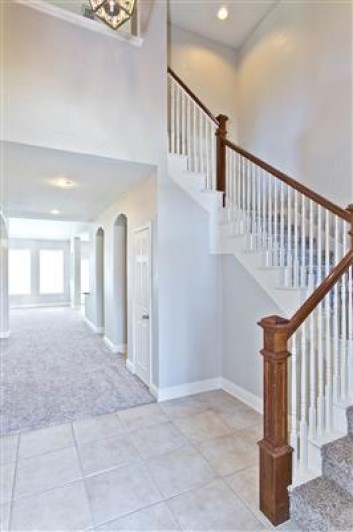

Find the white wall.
xmin=87 ymin=175 xmax=158 ymax=375
xmin=157 ymin=179 xmax=222 ymax=390
xmin=2 ymin=1 xmax=167 ymax=167
xmin=237 ymin=0 xmax=353 ymax=206
xmin=168 ymin=24 xmax=238 ymax=138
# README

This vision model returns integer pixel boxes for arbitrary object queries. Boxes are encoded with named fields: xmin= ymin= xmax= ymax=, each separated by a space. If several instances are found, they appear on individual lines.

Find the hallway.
xmin=0 ymin=308 xmax=154 ymax=435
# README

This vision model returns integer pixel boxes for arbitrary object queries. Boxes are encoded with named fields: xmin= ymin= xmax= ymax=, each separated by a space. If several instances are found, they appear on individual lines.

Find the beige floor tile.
xmin=238 ymin=422 xmax=263 ymax=444
xmin=220 ymin=406 xmax=263 ymax=431
xmin=19 ymin=423 xmax=74 ymax=458
xmin=11 ymin=481 xmax=91 ymax=530
xmin=0 ymin=434 xmax=18 ymax=465
xmin=160 ymin=396 xmax=206 ymax=420
xmin=0 ymin=503 xmax=11 ymax=531
xmin=130 ymin=421 xmax=188 ymax=459
xmin=96 ymin=502 xmax=180 ymax=531
xmin=173 ymin=410 xmax=234 ymax=444
xmin=196 ymin=433 xmax=258 ymax=477
xmin=78 ymin=433 xmax=141 ymax=476
xmin=225 ymin=465 xmax=259 ymax=507
xmin=85 ymin=462 xmax=162 ymax=526
xmin=73 ymin=413 xmax=124 ymax=444
xmin=167 ymin=478 xmax=263 ymax=531
xmin=195 ymin=390 xmax=244 ymax=412
xmin=118 ymin=404 xmax=168 ymax=432
xmin=0 ymin=461 xmax=16 ymax=504
xmin=15 ymin=446 xmax=81 ymax=498
xmin=146 ymin=446 xmax=216 ymax=498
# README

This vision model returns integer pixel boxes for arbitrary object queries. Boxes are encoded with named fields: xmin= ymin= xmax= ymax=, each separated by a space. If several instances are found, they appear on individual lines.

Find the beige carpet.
xmin=0 ymin=307 xmax=154 ymax=435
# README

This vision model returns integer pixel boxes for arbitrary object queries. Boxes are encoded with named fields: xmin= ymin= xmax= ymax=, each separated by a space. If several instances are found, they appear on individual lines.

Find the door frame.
xmin=131 ymin=222 xmax=153 ymax=387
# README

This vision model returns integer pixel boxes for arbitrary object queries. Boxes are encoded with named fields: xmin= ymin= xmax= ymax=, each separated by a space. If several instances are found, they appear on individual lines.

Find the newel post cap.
xmin=258 ymin=315 xmax=290 ymax=330
xmin=216 ymin=114 xmax=228 ymax=135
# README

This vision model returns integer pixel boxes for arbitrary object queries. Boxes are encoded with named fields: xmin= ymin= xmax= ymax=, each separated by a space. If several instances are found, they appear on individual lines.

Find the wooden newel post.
xmin=216 ymin=114 xmax=228 ymax=201
xmin=258 ymin=315 xmax=293 ymax=526
xmin=346 ymin=204 xmax=353 ymax=248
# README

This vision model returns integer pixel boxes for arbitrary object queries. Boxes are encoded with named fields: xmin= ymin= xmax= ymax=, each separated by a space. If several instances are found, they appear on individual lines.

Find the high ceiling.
xmin=2 ymin=141 xmax=154 ymax=222
xmin=169 ymin=0 xmax=278 ymax=49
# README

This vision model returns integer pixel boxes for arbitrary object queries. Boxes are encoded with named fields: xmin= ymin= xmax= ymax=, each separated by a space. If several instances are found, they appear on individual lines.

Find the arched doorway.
xmin=113 ymin=215 xmax=127 ymax=353
xmin=96 ymin=227 xmax=105 ymax=331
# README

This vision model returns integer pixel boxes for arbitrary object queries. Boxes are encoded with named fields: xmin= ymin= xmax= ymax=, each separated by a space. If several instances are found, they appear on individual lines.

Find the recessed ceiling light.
xmin=217 ymin=6 xmax=228 ymax=21
xmin=53 ymin=177 xmax=75 ymax=189
xmin=51 ymin=209 xmax=60 ymax=215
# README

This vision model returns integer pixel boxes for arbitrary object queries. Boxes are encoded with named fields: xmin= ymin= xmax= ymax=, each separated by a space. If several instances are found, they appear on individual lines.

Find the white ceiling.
xmin=169 ymin=0 xmax=278 ymax=49
xmin=2 ymin=141 xmax=154 ymax=222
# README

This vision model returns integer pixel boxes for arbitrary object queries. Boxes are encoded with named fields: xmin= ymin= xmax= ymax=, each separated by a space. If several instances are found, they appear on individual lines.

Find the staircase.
xmin=168 ymin=67 xmax=353 ymax=528
xmin=290 ymin=406 xmax=353 ymax=530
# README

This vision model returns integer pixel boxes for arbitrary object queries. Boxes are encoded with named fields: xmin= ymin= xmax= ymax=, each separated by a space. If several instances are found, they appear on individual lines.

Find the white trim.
xmin=126 ymin=358 xmax=136 ymax=374
xmin=15 ymin=0 xmax=143 ymax=47
xmin=103 ymin=336 xmax=126 ymax=354
xmin=10 ymin=302 xmax=70 ymax=310
xmin=222 ymin=378 xmax=263 ymax=414
xmin=131 ymin=222 xmax=153 ymax=388
xmin=0 ymin=330 xmax=11 ymax=339
xmin=118 ymin=343 xmax=127 ymax=354
xmin=84 ymin=316 xmax=104 ymax=335
xmin=154 ymin=378 xmax=222 ymax=402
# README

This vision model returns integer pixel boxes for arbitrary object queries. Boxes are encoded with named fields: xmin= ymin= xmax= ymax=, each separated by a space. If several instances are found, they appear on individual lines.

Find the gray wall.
xmin=221 ymin=255 xmax=282 ymax=400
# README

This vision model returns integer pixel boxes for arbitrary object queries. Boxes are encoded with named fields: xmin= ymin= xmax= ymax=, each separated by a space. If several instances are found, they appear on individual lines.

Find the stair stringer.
xmin=168 ymin=153 xmax=303 ymax=317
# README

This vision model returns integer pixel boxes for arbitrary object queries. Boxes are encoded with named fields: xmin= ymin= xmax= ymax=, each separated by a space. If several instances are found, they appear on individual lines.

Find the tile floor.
xmin=0 ymin=390 xmax=299 ymax=531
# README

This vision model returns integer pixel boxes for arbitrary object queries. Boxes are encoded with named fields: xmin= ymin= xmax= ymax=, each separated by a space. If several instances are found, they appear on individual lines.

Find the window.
xmin=39 ymin=250 xmax=64 ymax=294
xmin=81 ymin=258 xmax=90 ymax=293
xmin=9 ymin=249 xmax=31 ymax=295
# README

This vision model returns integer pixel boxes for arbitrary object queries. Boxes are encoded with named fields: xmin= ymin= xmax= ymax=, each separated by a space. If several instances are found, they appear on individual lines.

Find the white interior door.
xmin=133 ymin=225 xmax=151 ymax=386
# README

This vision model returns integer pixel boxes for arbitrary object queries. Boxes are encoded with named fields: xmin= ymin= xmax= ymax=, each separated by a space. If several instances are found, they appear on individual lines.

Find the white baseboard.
xmin=222 ymin=378 xmax=263 ymax=414
xmin=84 ymin=317 xmax=104 ymax=335
xmin=126 ymin=359 xmax=136 ymax=374
xmin=103 ymin=336 xmax=127 ymax=355
xmin=150 ymin=375 xmax=263 ymax=413
xmin=155 ymin=377 xmax=222 ymax=402
xmin=0 ymin=330 xmax=11 ymax=339
xmin=118 ymin=344 xmax=127 ymax=355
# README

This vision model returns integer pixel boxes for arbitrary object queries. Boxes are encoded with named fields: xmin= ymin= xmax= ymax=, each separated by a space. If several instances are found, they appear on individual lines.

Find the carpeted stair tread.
xmin=290 ymin=477 xmax=353 ymax=531
xmin=322 ymin=435 xmax=353 ymax=497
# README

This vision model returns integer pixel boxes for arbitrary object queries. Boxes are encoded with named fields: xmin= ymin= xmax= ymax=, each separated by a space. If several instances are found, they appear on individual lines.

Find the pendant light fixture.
xmin=89 ymin=0 xmax=136 ymax=30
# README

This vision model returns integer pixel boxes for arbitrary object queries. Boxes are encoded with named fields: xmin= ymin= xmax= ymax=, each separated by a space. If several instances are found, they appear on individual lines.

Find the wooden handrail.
xmin=167 ymin=67 xmax=219 ymax=126
xmin=288 ymin=249 xmax=353 ymax=335
xmin=224 ymin=138 xmax=350 ymax=222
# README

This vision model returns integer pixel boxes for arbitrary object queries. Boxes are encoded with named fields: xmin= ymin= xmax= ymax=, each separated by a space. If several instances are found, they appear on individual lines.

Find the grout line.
xmin=7 ymin=433 xmax=20 ymax=530
xmin=71 ymin=422 xmax=95 ymax=531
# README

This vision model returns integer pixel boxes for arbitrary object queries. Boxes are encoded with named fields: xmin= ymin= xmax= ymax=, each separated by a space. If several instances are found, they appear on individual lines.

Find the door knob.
xmin=142 ymin=314 xmax=149 ymax=320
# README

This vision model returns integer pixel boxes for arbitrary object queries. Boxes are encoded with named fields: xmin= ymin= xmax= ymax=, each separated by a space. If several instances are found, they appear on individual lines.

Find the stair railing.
xmin=167 ymin=68 xmax=353 ymax=526
xmin=168 ymin=67 xmax=227 ymax=192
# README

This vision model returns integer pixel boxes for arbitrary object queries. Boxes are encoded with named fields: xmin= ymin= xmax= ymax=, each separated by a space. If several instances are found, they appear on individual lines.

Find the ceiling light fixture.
xmin=53 ymin=177 xmax=75 ymax=189
xmin=217 ymin=6 xmax=228 ymax=21
xmin=89 ymin=0 xmax=136 ymax=30
xmin=51 ymin=209 xmax=60 ymax=215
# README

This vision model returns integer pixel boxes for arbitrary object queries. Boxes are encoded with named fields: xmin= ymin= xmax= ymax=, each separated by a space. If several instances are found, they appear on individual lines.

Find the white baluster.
xmin=187 ymin=96 xmax=191 ymax=167
xmin=317 ymin=300 xmax=324 ymax=436
xmin=308 ymin=200 xmax=314 ymax=290
xmin=348 ymin=265 xmax=353 ymax=401
xmin=170 ymin=79 xmax=175 ymax=153
xmin=299 ymin=320 xmax=308 ymax=471
xmin=293 ymin=190 xmax=299 ymax=287
xmin=300 ymin=195 xmax=306 ymax=287
xmin=324 ymin=211 xmax=332 ymax=432
xmin=308 ymin=311 xmax=317 ymax=439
